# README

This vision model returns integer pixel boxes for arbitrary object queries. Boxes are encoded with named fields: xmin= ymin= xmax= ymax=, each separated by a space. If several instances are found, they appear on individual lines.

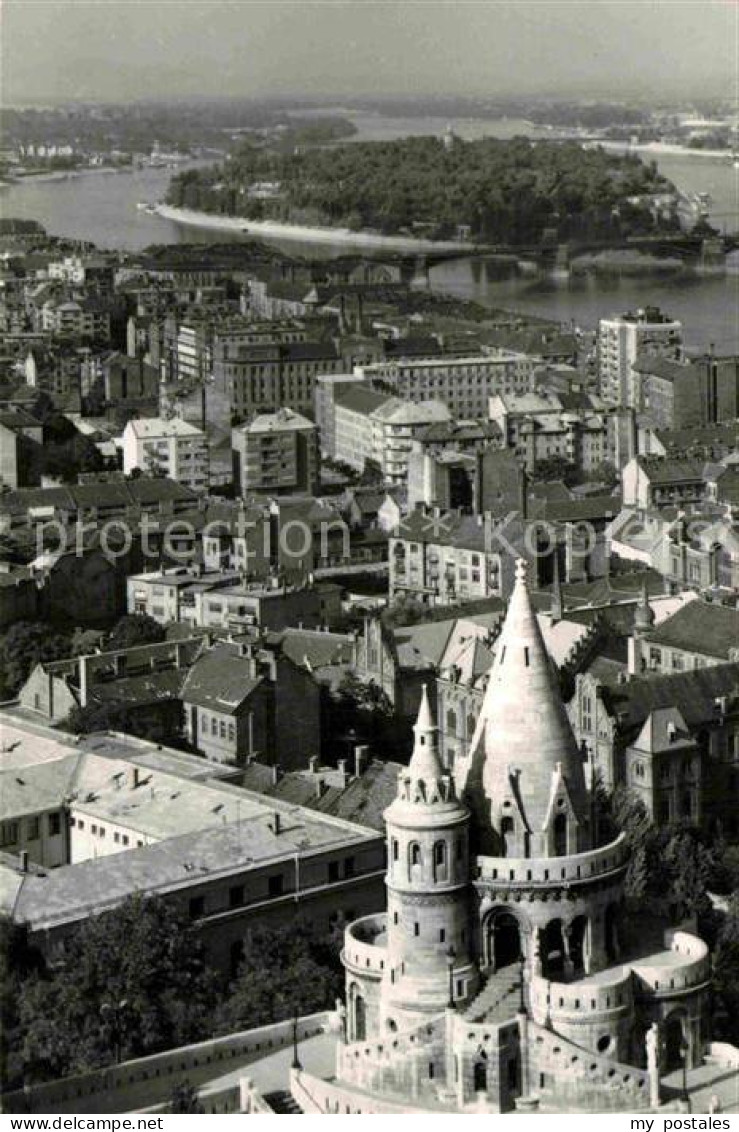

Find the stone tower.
xmin=328 ymin=560 xmax=713 ymax=1113
xmin=380 ymin=686 xmax=479 ymax=1030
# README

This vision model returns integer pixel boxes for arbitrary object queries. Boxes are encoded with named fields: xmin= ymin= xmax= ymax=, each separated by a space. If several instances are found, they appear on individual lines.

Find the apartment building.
xmin=214 ymin=340 xmax=343 ymax=420
xmin=489 ymin=389 xmax=612 ymax=474
xmin=597 ymin=306 xmax=683 ymax=407
xmin=354 ymin=350 xmax=535 ymax=418
xmin=330 ymin=383 xmax=451 ymax=483
xmin=232 ymin=408 xmax=319 ymax=498
xmin=389 ymin=507 xmax=529 ymax=606
xmin=122 ymin=417 xmax=209 ymax=491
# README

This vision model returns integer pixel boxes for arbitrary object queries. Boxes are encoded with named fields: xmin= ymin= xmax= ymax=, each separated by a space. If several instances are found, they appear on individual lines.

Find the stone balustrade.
xmin=1 ymin=1012 xmax=330 ymax=1114
xmin=475 ymin=834 xmax=628 ymax=889
xmin=291 ymin=1068 xmax=437 ymax=1114
xmin=528 ymin=1020 xmax=651 ymax=1107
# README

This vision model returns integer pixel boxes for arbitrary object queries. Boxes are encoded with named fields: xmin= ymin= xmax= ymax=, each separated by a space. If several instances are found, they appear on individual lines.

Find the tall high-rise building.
xmin=597 ymin=307 xmax=683 ymax=407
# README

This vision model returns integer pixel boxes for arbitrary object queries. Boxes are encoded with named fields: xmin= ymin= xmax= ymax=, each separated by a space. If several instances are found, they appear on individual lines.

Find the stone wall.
xmin=2 ymin=1012 xmax=330 ymax=1114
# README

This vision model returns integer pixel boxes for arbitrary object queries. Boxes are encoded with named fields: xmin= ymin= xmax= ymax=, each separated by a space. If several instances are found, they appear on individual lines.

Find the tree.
xmin=106 ymin=613 xmax=165 ymax=651
xmin=18 ymin=894 xmax=217 ymax=1084
xmin=0 ymin=621 xmax=72 ymax=697
xmin=711 ymin=895 xmax=739 ymax=1045
xmin=0 ymin=919 xmax=45 ymax=1091
xmin=214 ymin=921 xmax=342 ymax=1036
xmin=169 ymin=1081 xmax=204 ymax=1113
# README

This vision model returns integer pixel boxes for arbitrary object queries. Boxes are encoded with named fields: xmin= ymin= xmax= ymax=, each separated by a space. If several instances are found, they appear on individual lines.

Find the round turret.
xmin=381 ymin=687 xmax=479 ymax=1028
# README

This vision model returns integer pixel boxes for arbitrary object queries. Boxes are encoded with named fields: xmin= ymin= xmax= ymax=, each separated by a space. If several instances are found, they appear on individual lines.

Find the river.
xmin=1 ymin=114 xmax=737 ymax=351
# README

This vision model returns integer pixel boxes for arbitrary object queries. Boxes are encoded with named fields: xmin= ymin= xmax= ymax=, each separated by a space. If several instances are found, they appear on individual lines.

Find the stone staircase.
xmin=264 ymin=1089 xmax=304 ymax=1113
xmin=464 ymin=966 xmax=521 ymax=1023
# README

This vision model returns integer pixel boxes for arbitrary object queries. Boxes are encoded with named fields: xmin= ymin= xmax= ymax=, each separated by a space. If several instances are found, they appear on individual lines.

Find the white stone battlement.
xmin=475 ymin=832 xmax=628 ymax=887
xmin=630 ymin=929 xmax=710 ymax=996
xmin=530 ymin=968 xmax=633 ymax=1020
xmin=343 ymin=913 xmax=388 ymax=977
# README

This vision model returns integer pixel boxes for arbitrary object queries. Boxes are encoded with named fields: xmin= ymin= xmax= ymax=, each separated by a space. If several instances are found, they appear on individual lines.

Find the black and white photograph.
xmin=0 ymin=0 xmax=738 ymax=1120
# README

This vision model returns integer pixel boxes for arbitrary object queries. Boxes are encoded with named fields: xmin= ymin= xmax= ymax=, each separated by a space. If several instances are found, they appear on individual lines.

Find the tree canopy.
xmin=106 ymin=613 xmax=166 ymax=651
xmin=17 ymin=895 xmax=217 ymax=1084
xmin=0 ymin=621 xmax=72 ymax=698
xmin=214 ymin=920 xmax=342 ymax=1036
xmin=167 ymin=136 xmax=677 ymax=245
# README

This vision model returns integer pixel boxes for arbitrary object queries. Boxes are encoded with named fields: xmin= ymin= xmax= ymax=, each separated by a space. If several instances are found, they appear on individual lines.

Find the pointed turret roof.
xmin=462 ymin=559 xmax=589 ymax=847
xmin=408 ymin=684 xmax=445 ymax=786
xmin=384 ymin=686 xmax=467 ymax=823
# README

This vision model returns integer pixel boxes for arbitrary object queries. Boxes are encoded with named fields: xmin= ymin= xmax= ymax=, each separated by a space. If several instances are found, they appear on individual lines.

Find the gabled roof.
xmin=180 ymin=645 xmax=263 ymax=713
xmin=598 ymin=663 xmax=739 ymax=736
xmin=631 ymin=706 xmax=695 ymax=753
xmin=635 ymin=456 xmax=706 ymax=485
xmin=644 ymin=600 xmax=739 ymax=660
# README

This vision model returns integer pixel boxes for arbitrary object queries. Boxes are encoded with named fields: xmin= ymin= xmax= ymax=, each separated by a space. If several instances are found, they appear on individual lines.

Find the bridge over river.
xmin=392 ymin=231 xmax=738 ymax=280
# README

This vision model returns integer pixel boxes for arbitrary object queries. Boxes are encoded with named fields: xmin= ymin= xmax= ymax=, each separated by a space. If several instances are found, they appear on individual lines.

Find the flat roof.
xmin=11 ymin=799 xmax=377 ymax=930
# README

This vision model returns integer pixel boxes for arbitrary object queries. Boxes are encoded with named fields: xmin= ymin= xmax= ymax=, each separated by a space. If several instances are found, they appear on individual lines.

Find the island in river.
xmin=166 ymin=135 xmax=685 ymax=247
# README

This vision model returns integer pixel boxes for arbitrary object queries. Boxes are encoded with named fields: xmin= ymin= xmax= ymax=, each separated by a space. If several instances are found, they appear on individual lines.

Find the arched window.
xmin=391 ymin=838 xmax=399 ymax=861
xmin=409 ymin=842 xmax=422 ymax=876
xmin=501 ymin=815 xmax=515 ymax=857
xmin=446 ymin=708 xmax=457 ymax=735
xmin=554 ymin=812 xmax=567 ymax=856
xmin=433 ymin=840 xmax=447 ymax=880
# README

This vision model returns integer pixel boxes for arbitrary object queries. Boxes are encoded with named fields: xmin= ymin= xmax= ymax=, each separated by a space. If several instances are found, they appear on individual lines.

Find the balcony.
xmin=343 ymin=913 xmax=388 ymax=978
xmin=475 ymin=834 xmax=629 ymax=889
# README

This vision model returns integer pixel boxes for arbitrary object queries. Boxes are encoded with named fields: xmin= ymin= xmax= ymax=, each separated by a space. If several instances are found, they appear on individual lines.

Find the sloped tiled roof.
xmin=180 ymin=645 xmax=262 ymax=713
xmin=644 ymin=600 xmax=739 ymax=660
xmin=599 ymin=663 xmax=739 ymax=737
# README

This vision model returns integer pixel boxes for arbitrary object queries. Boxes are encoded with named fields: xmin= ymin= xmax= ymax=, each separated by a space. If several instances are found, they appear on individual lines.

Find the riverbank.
xmin=587 ymin=139 xmax=737 ymax=163
xmin=153 ymin=203 xmax=480 ymax=253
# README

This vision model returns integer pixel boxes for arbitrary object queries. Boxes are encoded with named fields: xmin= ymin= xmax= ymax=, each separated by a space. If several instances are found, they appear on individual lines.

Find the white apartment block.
xmin=597 ymin=306 xmax=683 ymax=408
xmin=331 ymin=385 xmax=451 ymax=485
xmin=354 ymin=351 xmax=535 ymax=419
xmin=122 ymin=417 xmax=209 ymax=491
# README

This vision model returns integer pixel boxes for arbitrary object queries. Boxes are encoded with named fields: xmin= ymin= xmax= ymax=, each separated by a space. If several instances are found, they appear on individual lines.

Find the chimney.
xmin=268 ymin=812 xmax=281 ymax=835
xmin=354 ymin=744 xmax=369 ymax=777
xmin=667 ymin=720 xmax=677 ymax=742
xmin=271 ymin=763 xmax=282 ymax=786
xmin=19 ymin=850 xmax=29 ymax=872
xmin=337 ymin=758 xmax=349 ymax=786
xmin=308 ymin=755 xmax=320 ymax=774
xmin=129 ymin=766 xmax=141 ymax=789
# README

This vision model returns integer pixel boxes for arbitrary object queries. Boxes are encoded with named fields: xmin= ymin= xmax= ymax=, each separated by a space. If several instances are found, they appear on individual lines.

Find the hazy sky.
xmin=2 ymin=0 xmax=736 ymax=106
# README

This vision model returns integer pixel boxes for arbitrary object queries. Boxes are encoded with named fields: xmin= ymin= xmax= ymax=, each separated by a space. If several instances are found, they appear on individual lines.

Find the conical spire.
xmin=385 ymin=685 xmax=465 ymax=816
xmin=408 ymin=684 xmax=444 ymax=786
xmin=464 ymin=559 xmax=589 ymax=850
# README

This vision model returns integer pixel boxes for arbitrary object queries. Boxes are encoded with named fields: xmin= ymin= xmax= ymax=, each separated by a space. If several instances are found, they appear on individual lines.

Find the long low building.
xmin=0 ymin=714 xmax=385 ymax=976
